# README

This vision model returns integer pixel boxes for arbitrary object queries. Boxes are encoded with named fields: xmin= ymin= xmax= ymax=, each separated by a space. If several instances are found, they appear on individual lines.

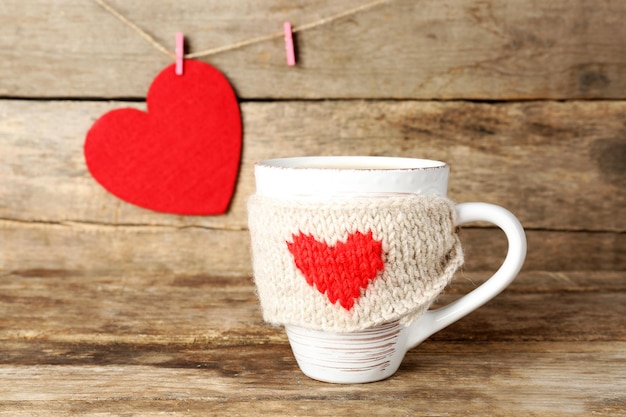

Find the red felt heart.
xmin=287 ymin=231 xmax=384 ymax=310
xmin=84 ymin=60 xmax=241 ymax=215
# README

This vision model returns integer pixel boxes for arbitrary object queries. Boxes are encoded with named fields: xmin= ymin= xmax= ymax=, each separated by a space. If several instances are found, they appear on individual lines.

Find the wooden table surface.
xmin=1 ymin=269 xmax=624 ymax=416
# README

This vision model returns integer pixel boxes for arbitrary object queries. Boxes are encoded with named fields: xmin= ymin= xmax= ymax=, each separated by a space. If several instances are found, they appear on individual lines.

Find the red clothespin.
xmin=283 ymin=22 xmax=296 ymax=66
xmin=175 ymin=32 xmax=184 ymax=75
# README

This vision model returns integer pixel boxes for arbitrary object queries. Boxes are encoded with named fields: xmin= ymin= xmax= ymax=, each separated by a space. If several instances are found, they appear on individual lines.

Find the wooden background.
xmin=0 ymin=0 xmax=624 ymax=415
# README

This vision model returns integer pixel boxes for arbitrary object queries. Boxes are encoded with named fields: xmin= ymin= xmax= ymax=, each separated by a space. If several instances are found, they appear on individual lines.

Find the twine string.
xmin=94 ymin=0 xmax=392 ymax=60
xmin=94 ymin=0 xmax=176 ymax=58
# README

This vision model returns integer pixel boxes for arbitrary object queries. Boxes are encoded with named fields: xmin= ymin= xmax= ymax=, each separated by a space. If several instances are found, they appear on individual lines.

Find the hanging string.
xmin=94 ymin=0 xmax=176 ymax=58
xmin=94 ymin=0 xmax=393 ymax=60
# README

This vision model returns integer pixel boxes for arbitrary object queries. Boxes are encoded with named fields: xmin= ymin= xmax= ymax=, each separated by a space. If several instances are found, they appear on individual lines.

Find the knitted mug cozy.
xmin=247 ymin=194 xmax=464 ymax=332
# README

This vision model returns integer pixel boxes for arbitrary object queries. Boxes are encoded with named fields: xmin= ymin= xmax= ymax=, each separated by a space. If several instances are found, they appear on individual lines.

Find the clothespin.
xmin=283 ymin=22 xmax=296 ymax=66
xmin=175 ymin=32 xmax=184 ymax=75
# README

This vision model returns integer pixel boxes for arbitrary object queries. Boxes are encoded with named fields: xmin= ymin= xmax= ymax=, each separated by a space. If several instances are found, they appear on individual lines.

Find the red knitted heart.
xmin=287 ymin=231 xmax=384 ymax=310
xmin=84 ymin=60 xmax=241 ymax=215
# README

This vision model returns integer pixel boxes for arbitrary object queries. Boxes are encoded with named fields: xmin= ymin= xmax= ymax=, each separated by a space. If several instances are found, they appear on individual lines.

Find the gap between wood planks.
xmin=0 ymin=217 xmax=248 ymax=232
xmin=1 ymin=216 xmax=623 ymax=234
xmin=2 ymin=95 xmax=626 ymax=103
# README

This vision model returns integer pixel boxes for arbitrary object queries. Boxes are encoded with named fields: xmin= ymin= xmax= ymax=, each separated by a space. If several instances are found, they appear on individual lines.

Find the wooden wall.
xmin=1 ymin=0 xmax=624 ymax=278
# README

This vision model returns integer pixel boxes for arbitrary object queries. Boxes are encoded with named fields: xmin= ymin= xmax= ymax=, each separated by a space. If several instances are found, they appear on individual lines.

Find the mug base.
xmin=295 ymin=362 xmax=401 ymax=384
xmin=285 ymin=321 xmax=407 ymax=384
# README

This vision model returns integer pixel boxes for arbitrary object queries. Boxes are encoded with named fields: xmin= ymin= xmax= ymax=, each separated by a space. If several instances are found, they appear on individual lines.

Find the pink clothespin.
xmin=283 ymin=22 xmax=296 ymax=66
xmin=175 ymin=32 xmax=184 ymax=75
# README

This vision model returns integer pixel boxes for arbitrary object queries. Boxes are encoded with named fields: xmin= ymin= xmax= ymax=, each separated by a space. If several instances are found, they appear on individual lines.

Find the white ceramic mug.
xmin=251 ymin=156 xmax=526 ymax=384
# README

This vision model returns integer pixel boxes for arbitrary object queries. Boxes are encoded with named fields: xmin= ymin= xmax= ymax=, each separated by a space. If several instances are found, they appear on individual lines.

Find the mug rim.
xmin=256 ymin=156 xmax=447 ymax=171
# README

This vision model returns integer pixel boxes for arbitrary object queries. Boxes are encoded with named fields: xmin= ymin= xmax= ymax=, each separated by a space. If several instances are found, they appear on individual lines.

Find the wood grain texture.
xmin=1 ymin=223 xmax=624 ymax=275
xmin=0 ymin=344 xmax=624 ymax=416
xmin=1 ymin=271 xmax=624 ymax=347
xmin=0 ymin=271 xmax=624 ymax=416
xmin=0 ymin=0 xmax=625 ymax=99
xmin=1 ymin=99 xmax=624 ymax=231
xmin=2 ymin=99 xmax=624 ymax=275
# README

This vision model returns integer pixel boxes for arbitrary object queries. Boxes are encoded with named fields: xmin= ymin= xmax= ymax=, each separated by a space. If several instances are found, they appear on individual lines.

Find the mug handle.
xmin=405 ymin=202 xmax=527 ymax=349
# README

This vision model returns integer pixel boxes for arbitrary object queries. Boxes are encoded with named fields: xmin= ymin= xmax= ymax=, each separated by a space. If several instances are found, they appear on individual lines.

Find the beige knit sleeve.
xmin=247 ymin=194 xmax=464 ymax=332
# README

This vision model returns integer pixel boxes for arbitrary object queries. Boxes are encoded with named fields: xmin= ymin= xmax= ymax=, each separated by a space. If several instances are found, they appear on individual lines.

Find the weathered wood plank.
xmin=458 ymin=228 xmax=625 ymax=272
xmin=1 ymin=222 xmax=624 ymax=274
xmin=0 ymin=271 xmax=623 ymax=415
xmin=0 ymin=342 xmax=624 ymax=416
xmin=2 ymin=99 xmax=624 ymax=274
xmin=1 ymin=100 xmax=624 ymax=232
xmin=1 ymin=271 xmax=624 ymax=347
xmin=0 ymin=0 xmax=625 ymax=99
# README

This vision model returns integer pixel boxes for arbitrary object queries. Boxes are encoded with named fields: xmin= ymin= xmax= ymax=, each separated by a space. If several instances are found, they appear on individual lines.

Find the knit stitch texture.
xmin=247 ymin=194 xmax=464 ymax=332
